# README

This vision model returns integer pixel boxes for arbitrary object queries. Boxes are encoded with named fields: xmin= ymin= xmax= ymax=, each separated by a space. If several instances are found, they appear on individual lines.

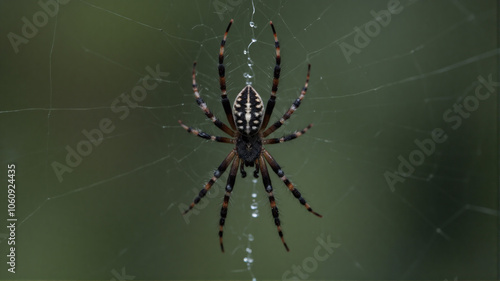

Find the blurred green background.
xmin=0 ymin=0 xmax=498 ymax=280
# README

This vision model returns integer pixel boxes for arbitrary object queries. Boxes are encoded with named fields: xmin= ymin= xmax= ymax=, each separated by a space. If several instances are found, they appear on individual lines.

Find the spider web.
xmin=0 ymin=0 xmax=498 ymax=280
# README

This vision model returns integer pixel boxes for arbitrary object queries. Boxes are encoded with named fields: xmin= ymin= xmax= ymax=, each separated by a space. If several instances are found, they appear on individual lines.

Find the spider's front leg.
xmin=218 ymin=155 xmax=240 ymax=253
xmin=258 ymin=154 xmax=289 ymax=252
xmin=182 ymin=149 xmax=236 ymax=215
xmin=262 ymin=148 xmax=322 ymax=218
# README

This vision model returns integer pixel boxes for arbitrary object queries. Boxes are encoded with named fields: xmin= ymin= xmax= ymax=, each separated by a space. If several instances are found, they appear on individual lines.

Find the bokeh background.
xmin=0 ymin=0 xmax=498 ymax=280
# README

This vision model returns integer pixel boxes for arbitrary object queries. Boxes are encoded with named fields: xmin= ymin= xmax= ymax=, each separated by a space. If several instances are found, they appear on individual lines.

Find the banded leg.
xmin=258 ymin=155 xmax=289 ymax=252
xmin=263 ymin=124 xmax=313 ymax=145
xmin=182 ymin=149 xmax=236 ymax=215
xmin=179 ymin=120 xmax=235 ymax=144
xmin=218 ymin=19 xmax=237 ymax=130
xmin=262 ymin=64 xmax=311 ymax=138
xmin=192 ymin=62 xmax=236 ymax=137
xmin=262 ymin=148 xmax=322 ymax=218
xmin=259 ymin=21 xmax=282 ymax=132
xmin=219 ymin=155 xmax=240 ymax=253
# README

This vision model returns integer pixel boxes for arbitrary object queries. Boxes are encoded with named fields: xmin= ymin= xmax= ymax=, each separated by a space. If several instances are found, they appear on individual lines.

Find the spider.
xmin=179 ymin=19 xmax=322 ymax=253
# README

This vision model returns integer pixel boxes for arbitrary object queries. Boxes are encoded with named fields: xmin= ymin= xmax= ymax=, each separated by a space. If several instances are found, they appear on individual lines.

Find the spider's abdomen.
xmin=233 ymin=85 xmax=264 ymax=136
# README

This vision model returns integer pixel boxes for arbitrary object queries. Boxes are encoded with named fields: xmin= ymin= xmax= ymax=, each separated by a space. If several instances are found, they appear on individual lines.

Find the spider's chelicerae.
xmin=179 ymin=19 xmax=322 ymax=252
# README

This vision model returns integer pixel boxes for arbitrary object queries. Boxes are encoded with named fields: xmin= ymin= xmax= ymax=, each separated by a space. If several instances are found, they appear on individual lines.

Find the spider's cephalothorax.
xmin=236 ymin=133 xmax=262 ymax=167
xmin=179 ymin=19 xmax=322 ymax=253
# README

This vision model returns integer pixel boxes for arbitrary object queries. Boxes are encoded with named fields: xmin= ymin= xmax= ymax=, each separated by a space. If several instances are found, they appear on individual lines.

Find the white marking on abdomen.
xmin=245 ymin=93 xmax=252 ymax=134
